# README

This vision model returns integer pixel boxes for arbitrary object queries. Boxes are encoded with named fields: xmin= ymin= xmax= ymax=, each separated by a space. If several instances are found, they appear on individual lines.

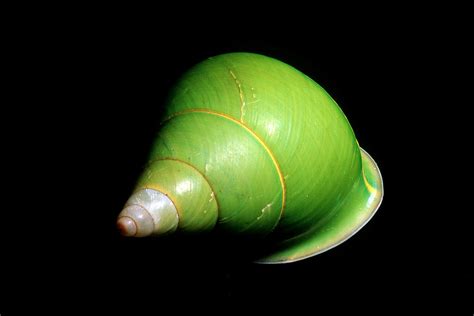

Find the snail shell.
xmin=116 ymin=52 xmax=383 ymax=263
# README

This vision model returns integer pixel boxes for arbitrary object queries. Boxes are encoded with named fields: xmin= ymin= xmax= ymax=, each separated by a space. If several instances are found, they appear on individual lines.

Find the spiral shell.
xmin=116 ymin=52 xmax=383 ymax=263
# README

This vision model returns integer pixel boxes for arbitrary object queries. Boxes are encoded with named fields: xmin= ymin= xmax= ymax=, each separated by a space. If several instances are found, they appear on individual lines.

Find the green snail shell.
xmin=116 ymin=52 xmax=383 ymax=263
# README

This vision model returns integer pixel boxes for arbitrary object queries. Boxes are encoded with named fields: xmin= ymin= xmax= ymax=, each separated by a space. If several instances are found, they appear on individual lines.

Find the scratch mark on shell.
xmin=256 ymin=203 xmax=272 ymax=221
xmin=209 ymin=191 xmax=215 ymax=203
xmin=246 ymin=99 xmax=260 ymax=105
xmin=229 ymin=70 xmax=246 ymax=122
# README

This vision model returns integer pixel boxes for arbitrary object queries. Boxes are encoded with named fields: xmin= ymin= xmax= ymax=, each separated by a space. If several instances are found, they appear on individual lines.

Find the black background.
xmin=2 ymin=38 xmax=470 ymax=313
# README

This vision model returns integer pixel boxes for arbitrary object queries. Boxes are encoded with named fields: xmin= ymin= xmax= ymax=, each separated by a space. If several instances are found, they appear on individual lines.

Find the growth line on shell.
xmin=229 ymin=70 xmax=246 ymax=122
xmin=165 ymin=109 xmax=287 ymax=223
xmin=149 ymin=157 xmax=221 ymax=219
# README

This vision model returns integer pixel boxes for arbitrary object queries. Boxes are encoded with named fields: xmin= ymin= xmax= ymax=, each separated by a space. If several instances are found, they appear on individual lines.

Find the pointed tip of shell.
xmin=117 ymin=189 xmax=180 ymax=238
xmin=117 ymin=216 xmax=137 ymax=237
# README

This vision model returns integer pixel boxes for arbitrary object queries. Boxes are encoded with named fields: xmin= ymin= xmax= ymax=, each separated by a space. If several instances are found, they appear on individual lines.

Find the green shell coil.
xmin=117 ymin=52 xmax=383 ymax=263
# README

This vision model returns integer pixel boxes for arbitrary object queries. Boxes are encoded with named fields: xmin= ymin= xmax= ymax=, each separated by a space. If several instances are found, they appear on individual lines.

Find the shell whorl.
xmin=117 ymin=52 xmax=381 ymax=256
xmin=117 ymin=53 xmax=358 ymax=237
xmin=117 ymin=189 xmax=178 ymax=237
